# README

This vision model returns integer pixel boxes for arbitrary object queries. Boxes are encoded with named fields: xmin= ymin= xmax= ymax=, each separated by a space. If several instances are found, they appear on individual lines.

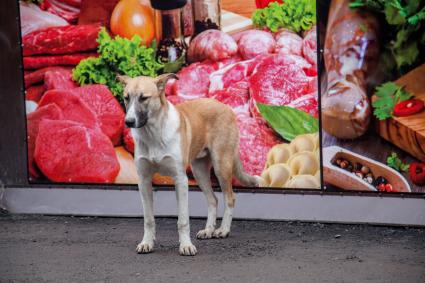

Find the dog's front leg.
xmin=136 ymin=172 xmax=156 ymax=254
xmin=175 ymin=174 xmax=197 ymax=256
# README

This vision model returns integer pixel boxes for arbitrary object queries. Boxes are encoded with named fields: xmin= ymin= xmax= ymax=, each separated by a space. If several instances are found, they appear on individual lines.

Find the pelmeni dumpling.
xmin=286 ymin=175 xmax=320 ymax=189
xmin=266 ymin=144 xmax=294 ymax=168
xmin=261 ymin=163 xmax=291 ymax=187
xmin=260 ymin=132 xmax=320 ymax=189
xmin=291 ymin=134 xmax=316 ymax=153
xmin=287 ymin=151 xmax=319 ymax=176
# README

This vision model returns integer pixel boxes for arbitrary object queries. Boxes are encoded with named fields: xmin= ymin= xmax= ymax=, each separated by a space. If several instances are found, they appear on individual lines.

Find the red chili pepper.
xmin=378 ymin=183 xmax=386 ymax=192
xmin=385 ymin=184 xmax=393 ymax=192
xmin=409 ymin=162 xmax=425 ymax=186
xmin=393 ymin=99 xmax=424 ymax=117
xmin=255 ymin=0 xmax=283 ymax=9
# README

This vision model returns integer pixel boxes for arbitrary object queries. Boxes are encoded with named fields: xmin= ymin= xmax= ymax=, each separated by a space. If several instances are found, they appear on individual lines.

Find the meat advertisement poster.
xmin=321 ymin=0 xmax=425 ymax=193
xmin=20 ymin=0 xmax=321 ymax=190
xmin=19 ymin=0 xmax=424 ymax=194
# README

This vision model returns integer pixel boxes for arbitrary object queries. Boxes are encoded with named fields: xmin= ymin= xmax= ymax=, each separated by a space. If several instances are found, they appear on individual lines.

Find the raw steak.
xmin=249 ymin=54 xmax=317 ymax=117
xmin=235 ymin=30 xmax=275 ymax=60
xmin=236 ymin=114 xmax=281 ymax=177
xmin=78 ymin=0 xmax=119 ymax=27
xmin=188 ymin=30 xmax=238 ymax=63
xmin=23 ymin=24 xmax=100 ymax=56
xmin=20 ymin=2 xmax=68 ymax=37
xmin=23 ymin=53 xmax=97 ymax=69
xmin=302 ymin=26 xmax=317 ymax=67
xmin=44 ymin=67 xmax=78 ymax=90
xmin=287 ymin=92 xmax=319 ymax=118
xmin=208 ymin=58 xmax=258 ymax=93
xmin=123 ymin=127 xmax=135 ymax=154
xmin=171 ymin=61 xmax=218 ymax=100
xmin=24 ymin=66 xmax=73 ymax=88
xmin=34 ymin=119 xmax=120 ymax=183
xmin=41 ymin=0 xmax=81 ymax=23
xmin=26 ymin=85 xmax=46 ymax=102
xmin=38 ymin=89 xmax=100 ymax=131
xmin=71 ymin=85 xmax=125 ymax=145
xmin=209 ymin=81 xmax=250 ymax=115
xmin=27 ymin=103 xmax=64 ymax=179
xmin=275 ymin=29 xmax=303 ymax=56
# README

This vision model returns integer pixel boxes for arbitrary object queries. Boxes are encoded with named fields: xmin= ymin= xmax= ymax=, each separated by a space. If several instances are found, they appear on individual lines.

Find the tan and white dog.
xmin=119 ymin=74 xmax=259 ymax=256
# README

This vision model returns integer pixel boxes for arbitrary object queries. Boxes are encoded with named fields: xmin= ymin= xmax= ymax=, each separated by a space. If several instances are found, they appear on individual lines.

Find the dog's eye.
xmin=139 ymin=96 xmax=149 ymax=102
xmin=124 ymin=96 xmax=130 ymax=103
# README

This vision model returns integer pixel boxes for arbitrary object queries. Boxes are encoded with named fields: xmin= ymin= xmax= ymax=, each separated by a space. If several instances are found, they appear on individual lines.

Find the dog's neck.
xmin=133 ymin=102 xmax=179 ymax=148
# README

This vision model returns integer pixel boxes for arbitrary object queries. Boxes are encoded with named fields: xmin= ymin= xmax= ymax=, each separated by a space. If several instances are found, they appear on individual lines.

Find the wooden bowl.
xmin=323 ymin=146 xmax=411 ymax=192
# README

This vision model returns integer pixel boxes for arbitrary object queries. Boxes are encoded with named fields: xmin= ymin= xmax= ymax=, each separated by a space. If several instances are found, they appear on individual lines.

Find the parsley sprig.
xmin=372 ymin=82 xmax=412 ymax=120
xmin=387 ymin=152 xmax=410 ymax=172
xmin=350 ymin=0 xmax=425 ymax=75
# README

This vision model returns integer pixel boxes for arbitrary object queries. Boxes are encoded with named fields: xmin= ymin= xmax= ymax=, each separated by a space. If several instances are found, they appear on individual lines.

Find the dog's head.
xmin=118 ymin=74 xmax=178 ymax=128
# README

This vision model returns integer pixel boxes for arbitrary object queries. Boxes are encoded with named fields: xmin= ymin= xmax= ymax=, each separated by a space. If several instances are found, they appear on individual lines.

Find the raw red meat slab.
xmin=287 ymin=93 xmax=319 ymax=118
xmin=41 ymin=0 xmax=81 ymax=23
xmin=208 ymin=58 xmax=258 ymax=93
xmin=26 ymin=85 xmax=46 ymax=102
xmin=302 ymin=26 xmax=318 ymax=67
xmin=188 ymin=30 xmax=238 ymax=63
xmin=23 ymin=53 xmax=97 ymax=70
xmin=71 ymin=85 xmax=125 ymax=146
xmin=235 ymin=30 xmax=276 ymax=60
xmin=275 ymin=29 xmax=303 ymax=56
xmin=249 ymin=54 xmax=317 ymax=117
xmin=44 ymin=68 xmax=78 ymax=90
xmin=38 ymin=89 xmax=100 ymax=131
xmin=22 ymin=24 xmax=100 ymax=56
xmin=172 ymin=61 xmax=218 ymax=100
xmin=123 ymin=127 xmax=135 ymax=154
xmin=34 ymin=119 xmax=120 ymax=183
xmin=24 ymin=66 xmax=73 ymax=88
xmin=27 ymin=103 xmax=64 ymax=179
xmin=236 ymin=114 xmax=281 ymax=177
xmin=209 ymin=81 xmax=250 ymax=115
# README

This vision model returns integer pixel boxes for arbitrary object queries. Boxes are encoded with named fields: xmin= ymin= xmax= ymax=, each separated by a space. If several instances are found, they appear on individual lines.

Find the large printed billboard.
xmin=7 ymin=0 xmax=425 ymax=194
xmin=20 ymin=0 xmax=321 ymax=190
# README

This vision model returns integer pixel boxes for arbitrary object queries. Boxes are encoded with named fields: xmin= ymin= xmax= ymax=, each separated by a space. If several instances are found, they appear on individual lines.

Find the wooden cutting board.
xmin=372 ymin=64 xmax=425 ymax=162
xmin=221 ymin=10 xmax=253 ymax=34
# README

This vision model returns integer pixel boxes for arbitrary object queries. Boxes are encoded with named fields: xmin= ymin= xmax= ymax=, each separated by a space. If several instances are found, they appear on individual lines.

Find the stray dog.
xmin=119 ymin=74 xmax=259 ymax=256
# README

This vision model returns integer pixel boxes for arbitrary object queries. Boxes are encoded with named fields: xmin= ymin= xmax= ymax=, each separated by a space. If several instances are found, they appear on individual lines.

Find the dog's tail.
xmin=233 ymin=153 xmax=261 ymax=187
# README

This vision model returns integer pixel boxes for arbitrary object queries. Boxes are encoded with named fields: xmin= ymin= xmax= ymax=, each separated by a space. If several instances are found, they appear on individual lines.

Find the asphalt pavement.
xmin=1 ymin=214 xmax=424 ymax=283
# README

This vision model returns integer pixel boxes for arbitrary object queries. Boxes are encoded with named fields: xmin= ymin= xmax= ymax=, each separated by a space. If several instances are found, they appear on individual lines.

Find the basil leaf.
xmin=163 ymin=54 xmax=186 ymax=73
xmin=257 ymin=103 xmax=319 ymax=141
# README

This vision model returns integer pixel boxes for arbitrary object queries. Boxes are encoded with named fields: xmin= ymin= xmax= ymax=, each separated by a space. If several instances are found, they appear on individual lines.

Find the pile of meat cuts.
xmin=167 ymin=28 xmax=318 ymax=178
xmin=26 ymin=68 xmax=125 ymax=183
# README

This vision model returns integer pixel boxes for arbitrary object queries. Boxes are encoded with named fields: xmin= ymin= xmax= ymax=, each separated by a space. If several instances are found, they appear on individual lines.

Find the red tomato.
xmin=110 ymin=0 xmax=155 ymax=46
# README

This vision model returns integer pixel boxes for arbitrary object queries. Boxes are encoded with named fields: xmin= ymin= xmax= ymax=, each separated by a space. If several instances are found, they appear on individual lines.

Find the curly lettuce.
xmin=73 ymin=28 xmax=163 ymax=103
xmin=252 ymin=0 xmax=317 ymax=33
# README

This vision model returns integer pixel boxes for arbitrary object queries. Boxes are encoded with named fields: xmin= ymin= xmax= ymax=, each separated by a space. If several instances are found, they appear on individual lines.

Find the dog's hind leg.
xmin=192 ymin=156 xmax=218 ymax=240
xmin=211 ymin=155 xmax=235 ymax=239
xmin=136 ymin=169 xmax=156 ymax=254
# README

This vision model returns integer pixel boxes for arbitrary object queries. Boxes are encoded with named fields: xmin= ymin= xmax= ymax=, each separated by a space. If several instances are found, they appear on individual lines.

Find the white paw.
xmin=136 ymin=241 xmax=154 ymax=254
xmin=179 ymin=243 xmax=197 ymax=256
xmin=196 ymin=228 xmax=214 ymax=239
xmin=213 ymin=227 xmax=230 ymax=238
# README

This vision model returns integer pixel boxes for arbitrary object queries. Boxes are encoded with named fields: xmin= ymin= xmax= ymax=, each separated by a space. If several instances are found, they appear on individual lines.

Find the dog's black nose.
xmin=125 ymin=118 xmax=136 ymax=128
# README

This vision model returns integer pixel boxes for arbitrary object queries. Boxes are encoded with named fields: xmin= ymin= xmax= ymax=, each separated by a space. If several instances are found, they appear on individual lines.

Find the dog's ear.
xmin=155 ymin=73 xmax=179 ymax=93
xmin=117 ymin=75 xmax=131 ymax=85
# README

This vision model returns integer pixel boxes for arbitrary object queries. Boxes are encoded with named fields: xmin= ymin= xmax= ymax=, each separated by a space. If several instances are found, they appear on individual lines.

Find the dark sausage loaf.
xmin=322 ymin=0 xmax=379 ymax=139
